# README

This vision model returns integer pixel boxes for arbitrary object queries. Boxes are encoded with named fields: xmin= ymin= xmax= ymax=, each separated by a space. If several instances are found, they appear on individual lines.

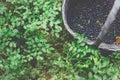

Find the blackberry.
xmin=67 ymin=0 xmax=120 ymax=44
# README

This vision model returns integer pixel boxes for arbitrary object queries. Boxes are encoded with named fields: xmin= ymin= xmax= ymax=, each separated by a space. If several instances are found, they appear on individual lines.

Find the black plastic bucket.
xmin=62 ymin=0 xmax=120 ymax=51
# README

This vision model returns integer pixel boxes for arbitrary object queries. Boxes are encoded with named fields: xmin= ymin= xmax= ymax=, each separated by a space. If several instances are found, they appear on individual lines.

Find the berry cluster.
xmin=68 ymin=0 xmax=120 ymax=44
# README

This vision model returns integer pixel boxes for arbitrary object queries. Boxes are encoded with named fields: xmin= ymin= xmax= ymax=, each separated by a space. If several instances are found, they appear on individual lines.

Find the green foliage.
xmin=0 ymin=0 xmax=120 ymax=80
xmin=60 ymin=34 xmax=120 ymax=80
xmin=0 ymin=0 xmax=62 ymax=79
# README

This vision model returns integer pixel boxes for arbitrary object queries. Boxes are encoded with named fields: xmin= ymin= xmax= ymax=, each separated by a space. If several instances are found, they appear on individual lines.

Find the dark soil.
xmin=67 ymin=0 xmax=120 ymax=44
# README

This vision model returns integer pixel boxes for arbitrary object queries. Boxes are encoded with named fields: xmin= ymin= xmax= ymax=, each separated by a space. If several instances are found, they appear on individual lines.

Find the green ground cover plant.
xmin=0 ymin=0 xmax=120 ymax=80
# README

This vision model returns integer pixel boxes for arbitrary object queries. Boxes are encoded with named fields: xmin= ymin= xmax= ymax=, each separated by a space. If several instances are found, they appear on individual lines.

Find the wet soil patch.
xmin=67 ymin=0 xmax=120 ymax=44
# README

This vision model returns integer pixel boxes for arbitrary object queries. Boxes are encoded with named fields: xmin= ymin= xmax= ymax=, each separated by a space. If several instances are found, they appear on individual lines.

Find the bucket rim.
xmin=62 ymin=0 xmax=120 ymax=51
